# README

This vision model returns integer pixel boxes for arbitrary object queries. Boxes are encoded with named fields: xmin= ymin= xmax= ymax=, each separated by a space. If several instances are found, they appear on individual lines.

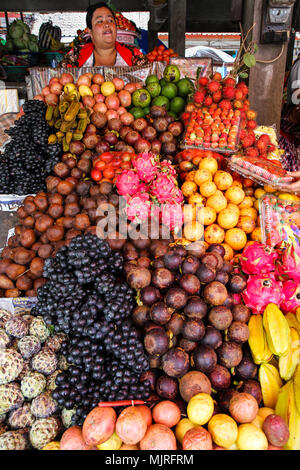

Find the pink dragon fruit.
xmin=160 ymin=160 xmax=177 ymax=177
xmin=116 ymin=169 xmax=140 ymax=196
xmin=126 ymin=193 xmax=151 ymax=224
xmin=172 ymin=186 xmax=184 ymax=205
xmin=132 ymin=152 xmax=158 ymax=184
xmin=242 ymin=272 xmax=284 ymax=315
xmin=276 ymin=243 xmax=300 ymax=283
xmin=150 ymin=174 xmax=178 ymax=204
xmin=281 ymin=280 xmax=300 ymax=313
xmin=161 ymin=204 xmax=184 ymax=232
xmin=240 ymin=242 xmax=279 ymax=275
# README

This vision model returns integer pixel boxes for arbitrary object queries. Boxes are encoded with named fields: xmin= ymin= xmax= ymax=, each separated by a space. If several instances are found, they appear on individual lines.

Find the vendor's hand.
xmin=280 ymin=171 xmax=300 ymax=192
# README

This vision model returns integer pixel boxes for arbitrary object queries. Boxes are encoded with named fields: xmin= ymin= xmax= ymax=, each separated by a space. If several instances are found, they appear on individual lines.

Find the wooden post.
xmin=247 ymin=0 xmax=293 ymax=133
xmin=168 ymin=0 xmax=186 ymax=57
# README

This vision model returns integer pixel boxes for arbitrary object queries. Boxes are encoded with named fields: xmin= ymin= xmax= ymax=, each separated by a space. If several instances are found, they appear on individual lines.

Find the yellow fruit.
xmin=206 ymin=191 xmax=228 ymax=213
xmin=42 ymin=441 xmax=60 ymax=450
xmin=257 ymin=407 xmax=275 ymax=421
xmin=194 ymin=168 xmax=213 ymax=186
xmin=254 ymin=199 xmax=260 ymax=211
xmin=251 ymin=227 xmax=262 ymax=242
xmin=278 ymin=193 xmax=300 ymax=202
xmin=181 ymin=181 xmax=198 ymax=197
xmin=183 ymin=204 xmax=197 ymax=223
xmin=187 ymin=393 xmax=214 ymax=425
xmin=208 ymin=414 xmax=238 ymax=449
xmin=101 ymin=81 xmax=115 ymax=96
xmin=197 ymin=206 xmax=217 ymax=226
xmin=97 ymin=432 xmax=122 ymax=450
xmin=186 ymin=170 xmax=197 ymax=182
xmin=184 ymin=221 xmax=204 ymax=242
xmin=188 ymin=193 xmax=206 ymax=206
xmin=254 ymin=188 xmax=266 ymax=199
xmin=199 ymin=156 xmax=218 ymax=174
xmin=214 ymin=171 xmax=233 ymax=191
xmin=248 ymin=315 xmax=273 ymax=365
xmin=263 ymin=303 xmax=290 ymax=357
xmin=237 ymin=424 xmax=268 ymax=450
xmin=227 ymin=203 xmax=240 ymax=216
xmin=204 ymin=224 xmax=225 ymax=245
xmin=259 ymin=363 xmax=283 ymax=408
xmin=225 ymin=228 xmax=247 ymax=251
xmin=238 ymin=196 xmax=254 ymax=209
xmin=237 ymin=216 xmax=256 ymax=234
xmin=227 ymin=442 xmax=239 ymax=450
xmin=264 ymin=184 xmax=277 ymax=193
xmin=240 ymin=207 xmax=258 ymax=221
xmin=232 ymin=180 xmax=243 ymax=189
xmin=257 ymin=216 xmax=261 ymax=227
xmin=217 ymin=209 xmax=239 ymax=230
xmin=200 ymin=181 xmax=217 ymax=198
xmin=225 ymin=186 xmax=245 ymax=205
xmin=175 ymin=418 xmax=195 ymax=444
xmin=251 ymin=415 xmax=264 ymax=429
xmin=221 ymin=243 xmax=234 ymax=261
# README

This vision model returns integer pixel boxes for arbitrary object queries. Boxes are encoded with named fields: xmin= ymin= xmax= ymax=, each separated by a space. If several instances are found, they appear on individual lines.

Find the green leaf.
xmin=239 ymin=71 xmax=249 ymax=78
xmin=243 ymin=53 xmax=256 ymax=68
xmin=48 ymin=324 xmax=55 ymax=335
xmin=253 ymin=43 xmax=259 ymax=53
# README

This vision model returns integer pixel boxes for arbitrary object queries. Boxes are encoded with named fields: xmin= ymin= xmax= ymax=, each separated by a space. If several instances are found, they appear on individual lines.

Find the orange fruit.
xmin=225 ymin=228 xmax=247 ymax=251
xmin=263 ymin=184 xmax=276 ymax=193
xmin=245 ymin=241 xmax=256 ymax=249
xmin=240 ymin=207 xmax=258 ymax=221
xmin=237 ymin=216 xmax=256 ymax=234
xmin=199 ymin=157 xmax=218 ymax=175
xmin=181 ymin=181 xmax=198 ymax=197
xmin=257 ymin=216 xmax=261 ymax=227
xmin=254 ymin=188 xmax=265 ymax=200
xmin=184 ymin=221 xmax=204 ymax=242
xmin=186 ymin=170 xmax=197 ymax=182
xmin=200 ymin=181 xmax=217 ymax=198
xmin=206 ymin=191 xmax=227 ymax=213
xmin=227 ymin=203 xmax=240 ymax=216
xmin=218 ymin=209 xmax=239 ymax=230
xmin=238 ymin=196 xmax=254 ymax=210
xmin=251 ymin=227 xmax=262 ymax=242
xmin=221 ymin=243 xmax=234 ymax=261
xmin=183 ymin=205 xmax=197 ymax=224
xmin=188 ymin=193 xmax=206 ymax=206
xmin=197 ymin=206 xmax=217 ymax=226
xmin=254 ymin=200 xmax=260 ymax=211
xmin=101 ymin=81 xmax=115 ymax=96
xmin=194 ymin=168 xmax=213 ymax=186
xmin=204 ymin=224 xmax=225 ymax=245
xmin=244 ymin=187 xmax=255 ymax=197
xmin=232 ymin=180 xmax=243 ymax=189
xmin=214 ymin=171 xmax=233 ymax=191
xmin=225 ymin=186 xmax=245 ymax=205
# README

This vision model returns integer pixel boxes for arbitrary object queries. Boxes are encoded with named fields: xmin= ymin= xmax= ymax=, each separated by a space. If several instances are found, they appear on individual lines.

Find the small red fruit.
xmin=223 ymin=77 xmax=236 ymax=88
xmin=213 ymin=90 xmax=222 ymax=102
xmin=91 ymin=169 xmax=102 ymax=182
xmin=198 ymin=77 xmax=209 ymax=87
xmin=247 ymin=120 xmax=257 ymax=130
xmin=208 ymin=81 xmax=221 ymax=93
xmin=223 ymin=86 xmax=236 ymax=100
xmin=245 ymin=147 xmax=259 ymax=157
xmin=219 ymin=99 xmax=232 ymax=111
xmin=241 ymin=136 xmax=254 ymax=148
xmin=204 ymin=96 xmax=213 ymax=106
xmin=235 ymin=89 xmax=244 ymax=100
xmin=213 ymin=72 xmax=222 ymax=81
xmin=194 ymin=90 xmax=206 ymax=104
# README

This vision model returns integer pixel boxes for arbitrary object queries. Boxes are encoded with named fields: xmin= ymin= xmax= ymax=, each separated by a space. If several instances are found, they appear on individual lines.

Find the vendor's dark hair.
xmin=86 ymin=2 xmax=115 ymax=29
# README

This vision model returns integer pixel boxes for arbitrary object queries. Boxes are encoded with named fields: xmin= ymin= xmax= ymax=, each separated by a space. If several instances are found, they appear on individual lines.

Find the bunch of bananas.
xmin=248 ymin=304 xmax=300 ymax=449
xmin=46 ymin=84 xmax=91 ymax=152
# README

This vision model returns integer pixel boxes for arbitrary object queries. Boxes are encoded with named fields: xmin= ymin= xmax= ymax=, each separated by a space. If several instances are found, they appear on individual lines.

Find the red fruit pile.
xmin=91 ymin=151 xmax=136 ymax=183
xmin=115 ymin=12 xmax=137 ymax=31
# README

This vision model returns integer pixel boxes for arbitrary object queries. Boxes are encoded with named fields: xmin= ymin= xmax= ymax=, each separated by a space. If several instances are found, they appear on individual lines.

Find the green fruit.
xmin=159 ymin=78 xmax=168 ymax=88
xmin=129 ymin=107 xmax=145 ymax=119
xmin=143 ymin=106 xmax=150 ymax=116
xmin=152 ymin=96 xmax=170 ymax=111
xmin=132 ymin=89 xmax=151 ymax=108
xmin=168 ymin=111 xmax=178 ymax=120
xmin=163 ymin=65 xmax=180 ymax=83
xmin=146 ymin=74 xmax=159 ymax=86
xmin=146 ymin=82 xmax=161 ymax=98
xmin=161 ymin=83 xmax=178 ymax=100
xmin=170 ymin=96 xmax=186 ymax=115
xmin=177 ymin=78 xmax=194 ymax=97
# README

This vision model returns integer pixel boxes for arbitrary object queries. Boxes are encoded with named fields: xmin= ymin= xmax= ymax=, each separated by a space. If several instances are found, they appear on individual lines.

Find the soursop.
xmin=21 ymin=372 xmax=46 ymax=399
xmin=29 ymin=317 xmax=50 ymax=343
xmin=29 ymin=417 xmax=60 ymax=450
xmin=0 ymin=383 xmax=24 ymax=414
xmin=0 ymin=348 xmax=24 ymax=384
xmin=8 ymin=403 xmax=35 ymax=429
xmin=31 ymin=392 xmax=57 ymax=418
xmin=0 ymin=429 xmax=29 ymax=450
xmin=5 ymin=316 xmax=29 ymax=338
xmin=45 ymin=333 xmax=67 ymax=353
xmin=31 ymin=349 xmax=57 ymax=376
xmin=18 ymin=335 xmax=41 ymax=359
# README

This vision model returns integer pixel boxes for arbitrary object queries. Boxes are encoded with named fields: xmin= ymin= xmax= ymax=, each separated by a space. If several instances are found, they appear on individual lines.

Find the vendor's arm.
xmin=280 ymin=171 xmax=300 ymax=192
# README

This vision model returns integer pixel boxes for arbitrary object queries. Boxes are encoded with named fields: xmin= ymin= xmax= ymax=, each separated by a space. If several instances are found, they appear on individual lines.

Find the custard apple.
xmin=31 ymin=349 xmax=57 ymax=376
xmin=8 ymin=403 xmax=35 ymax=429
xmin=46 ymin=370 xmax=62 ymax=392
xmin=29 ymin=417 xmax=60 ymax=449
xmin=0 ymin=429 xmax=29 ymax=450
xmin=18 ymin=335 xmax=41 ymax=359
xmin=57 ymin=354 xmax=68 ymax=371
xmin=21 ymin=372 xmax=46 ymax=399
xmin=61 ymin=407 xmax=76 ymax=428
xmin=29 ymin=317 xmax=50 ymax=343
xmin=45 ymin=333 xmax=67 ymax=353
xmin=0 ymin=348 xmax=24 ymax=384
xmin=31 ymin=392 xmax=57 ymax=418
xmin=0 ymin=310 xmax=12 ymax=328
xmin=0 ymin=328 xmax=10 ymax=348
xmin=5 ymin=316 xmax=29 ymax=338
xmin=16 ymin=360 xmax=31 ymax=382
xmin=0 ymin=383 xmax=24 ymax=414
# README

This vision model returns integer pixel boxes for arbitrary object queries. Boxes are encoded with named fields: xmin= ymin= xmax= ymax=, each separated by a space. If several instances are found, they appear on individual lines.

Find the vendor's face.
xmin=89 ymin=7 xmax=117 ymax=48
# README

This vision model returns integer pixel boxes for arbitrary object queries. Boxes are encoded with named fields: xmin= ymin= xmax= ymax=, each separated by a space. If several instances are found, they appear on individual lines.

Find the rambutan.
xmin=208 ymin=80 xmax=221 ymax=93
xmin=223 ymin=86 xmax=236 ymax=100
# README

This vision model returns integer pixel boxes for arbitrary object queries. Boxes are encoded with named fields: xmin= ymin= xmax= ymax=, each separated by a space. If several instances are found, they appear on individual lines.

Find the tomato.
xmin=121 ymin=162 xmax=132 ymax=170
xmin=94 ymin=160 xmax=106 ymax=171
xmin=103 ymin=167 xmax=115 ymax=179
xmin=91 ymin=169 xmax=102 ymax=182
xmin=100 ymin=152 xmax=114 ymax=163
xmin=121 ymin=152 xmax=132 ymax=162
xmin=112 ymin=158 xmax=122 ymax=168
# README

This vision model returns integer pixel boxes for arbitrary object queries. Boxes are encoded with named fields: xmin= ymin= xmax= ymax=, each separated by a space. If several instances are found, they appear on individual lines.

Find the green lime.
xmin=163 ymin=64 xmax=181 ymax=83
xmin=143 ymin=106 xmax=150 ymax=116
xmin=177 ymin=78 xmax=194 ymax=97
xmin=161 ymin=83 xmax=178 ymax=100
xmin=170 ymin=96 xmax=186 ymax=114
xmin=152 ymin=95 xmax=170 ymax=111
xmin=146 ymin=82 xmax=161 ymax=98
xmin=132 ymin=89 xmax=151 ymax=108
xmin=159 ymin=77 xmax=168 ymax=88
xmin=146 ymin=74 xmax=159 ymax=86
xmin=129 ymin=107 xmax=145 ymax=119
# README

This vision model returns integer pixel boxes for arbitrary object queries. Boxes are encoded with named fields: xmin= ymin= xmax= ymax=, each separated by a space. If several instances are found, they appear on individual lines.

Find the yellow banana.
xmin=285 ymin=381 xmax=300 ymax=450
xmin=263 ymin=303 xmax=289 ymax=357
xmin=248 ymin=315 xmax=273 ymax=365
xmin=285 ymin=312 xmax=300 ymax=335
xmin=259 ymin=363 xmax=283 ymax=408
xmin=293 ymin=364 xmax=300 ymax=416
xmin=279 ymin=327 xmax=300 ymax=381
xmin=275 ymin=380 xmax=292 ymax=423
